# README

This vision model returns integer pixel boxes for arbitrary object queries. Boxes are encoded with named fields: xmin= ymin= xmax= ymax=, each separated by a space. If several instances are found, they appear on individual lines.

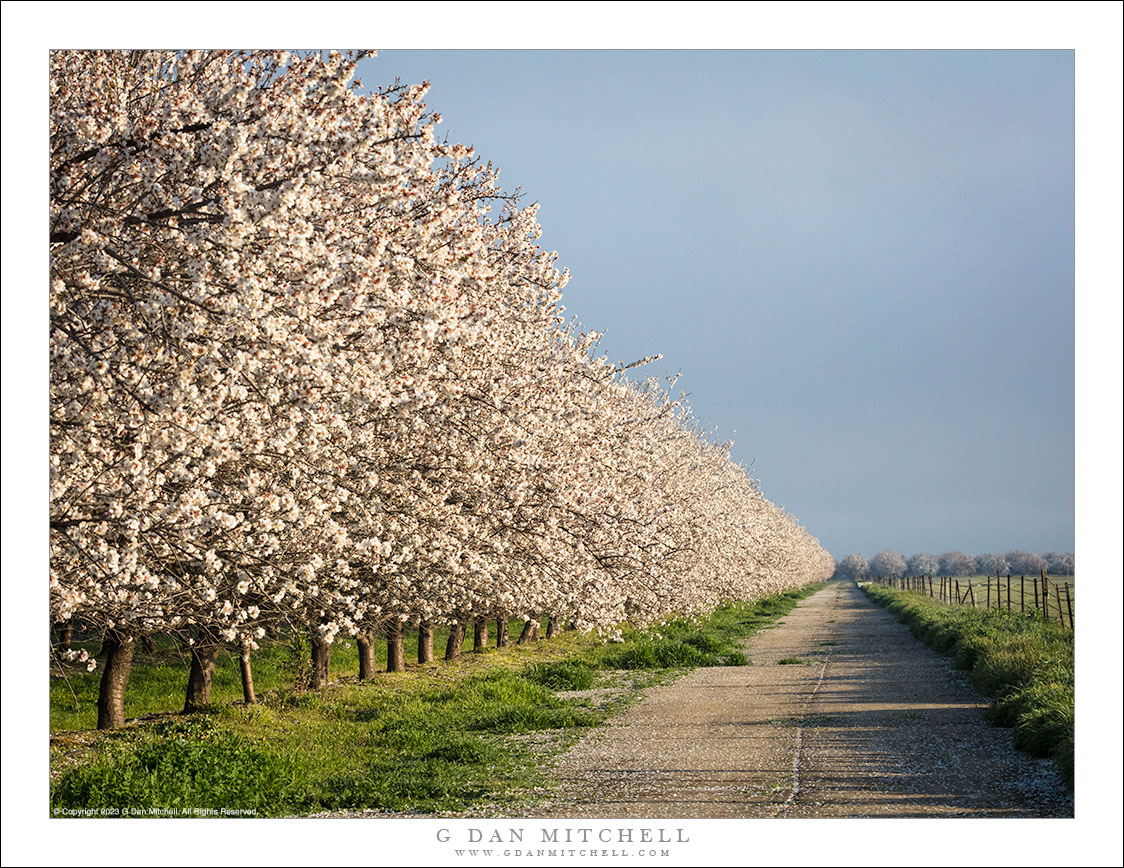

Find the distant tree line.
xmin=833 ymin=549 xmax=1074 ymax=581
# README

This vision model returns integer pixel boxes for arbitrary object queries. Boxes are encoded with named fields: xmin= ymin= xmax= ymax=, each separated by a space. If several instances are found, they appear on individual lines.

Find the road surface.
xmin=533 ymin=581 xmax=1072 ymax=818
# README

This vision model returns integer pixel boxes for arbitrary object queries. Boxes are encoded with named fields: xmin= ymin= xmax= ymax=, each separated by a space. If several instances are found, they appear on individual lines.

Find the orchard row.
xmin=50 ymin=51 xmax=834 ymax=727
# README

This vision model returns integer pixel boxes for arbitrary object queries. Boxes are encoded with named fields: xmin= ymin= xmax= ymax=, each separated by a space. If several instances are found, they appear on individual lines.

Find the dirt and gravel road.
xmin=532 ymin=581 xmax=1073 ymax=818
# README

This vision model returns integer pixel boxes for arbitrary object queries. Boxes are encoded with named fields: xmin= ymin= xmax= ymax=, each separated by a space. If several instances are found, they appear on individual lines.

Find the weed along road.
xmin=532 ymin=582 xmax=1073 ymax=818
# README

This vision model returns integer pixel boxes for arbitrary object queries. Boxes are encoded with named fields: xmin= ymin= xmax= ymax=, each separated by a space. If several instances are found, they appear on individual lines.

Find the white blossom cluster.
xmin=49 ymin=50 xmax=834 ymax=659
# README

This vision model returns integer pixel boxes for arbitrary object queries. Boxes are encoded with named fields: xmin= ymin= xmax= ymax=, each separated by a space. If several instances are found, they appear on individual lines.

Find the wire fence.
xmin=866 ymin=570 xmax=1074 ymax=630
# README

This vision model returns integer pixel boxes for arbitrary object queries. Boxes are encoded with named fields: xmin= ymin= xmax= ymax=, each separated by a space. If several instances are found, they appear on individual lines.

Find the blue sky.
xmin=359 ymin=49 xmax=1076 ymax=558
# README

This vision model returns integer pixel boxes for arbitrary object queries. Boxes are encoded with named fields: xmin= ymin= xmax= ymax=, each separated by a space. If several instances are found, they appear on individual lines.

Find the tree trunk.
xmin=386 ymin=620 xmax=406 ymax=672
xmin=546 ymin=615 xmax=561 ymax=639
xmin=183 ymin=643 xmax=218 ymax=713
xmin=310 ymin=635 xmax=332 ymax=690
xmin=96 ymin=632 xmax=136 ymax=730
xmin=518 ymin=619 xmax=539 ymax=644
xmin=240 ymin=646 xmax=257 ymax=705
xmin=55 ymin=621 xmax=73 ymax=653
xmin=356 ymin=633 xmax=377 ymax=680
xmin=417 ymin=622 xmax=434 ymax=663
xmin=495 ymin=617 xmax=509 ymax=648
xmin=445 ymin=622 xmax=465 ymax=660
xmin=473 ymin=618 xmax=489 ymax=653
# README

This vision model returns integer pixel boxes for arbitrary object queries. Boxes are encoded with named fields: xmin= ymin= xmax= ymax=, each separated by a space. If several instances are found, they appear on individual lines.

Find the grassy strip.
xmin=861 ymin=582 xmax=1074 ymax=787
xmin=50 ymin=582 xmax=826 ymax=817
xmin=890 ymin=574 xmax=1075 ymax=622
xmin=50 ymin=622 xmax=515 ymax=732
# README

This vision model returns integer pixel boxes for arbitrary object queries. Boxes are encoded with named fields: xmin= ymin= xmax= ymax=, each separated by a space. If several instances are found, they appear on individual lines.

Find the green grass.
xmin=583 ymin=585 xmax=826 ymax=672
xmin=50 ymin=582 xmax=829 ymax=817
xmin=50 ymin=620 xmax=522 ymax=732
xmin=877 ymin=574 xmax=1075 ymax=624
xmin=51 ymin=716 xmax=306 ymax=816
xmin=51 ymin=635 xmax=612 ymax=817
xmin=862 ymin=582 xmax=1074 ymax=788
xmin=523 ymin=660 xmax=598 ymax=691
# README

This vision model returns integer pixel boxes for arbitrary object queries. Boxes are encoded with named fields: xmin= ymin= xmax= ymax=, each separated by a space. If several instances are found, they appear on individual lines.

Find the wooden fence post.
xmin=1042 ymin=573 xmax=1050 ymax=621
xmin=1006 ymin=573 xmax=1011 ymax=612
xmin=968 ymin=583 xmax=975 ymax=607
xmin=1054 ymin=584 xmax=1064 ymax=628
xmin=1065 ymin=583 xmax=1074 ymax=630
xmin=1020 ymin=575 xmax=1025 ymax=613
xmin=1034 ymin=570 xmax=1041 ymax=614
xmin=955 ymin=579 xmax=961 ymax=606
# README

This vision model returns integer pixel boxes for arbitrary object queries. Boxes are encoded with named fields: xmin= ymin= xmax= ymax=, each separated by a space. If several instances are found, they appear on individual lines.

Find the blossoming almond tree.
xmin=50 ymin=49 xmax=464 ymax=720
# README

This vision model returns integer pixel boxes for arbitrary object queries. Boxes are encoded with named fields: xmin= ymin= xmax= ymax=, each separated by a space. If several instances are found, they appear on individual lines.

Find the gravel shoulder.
xmin=530 ymin=581 xmax=1073 ymax=818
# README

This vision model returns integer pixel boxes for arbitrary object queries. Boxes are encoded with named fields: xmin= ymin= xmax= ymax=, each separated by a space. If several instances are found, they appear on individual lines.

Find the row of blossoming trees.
xmin=49 ymin=50 xmax=835 ymax=728
xmin=834 ymin=550 xmax=1074 ymax=581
